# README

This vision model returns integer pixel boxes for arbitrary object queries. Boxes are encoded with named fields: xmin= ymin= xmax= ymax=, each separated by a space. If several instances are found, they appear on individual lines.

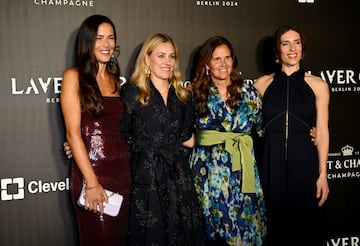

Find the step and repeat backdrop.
xmin=0 ymin=0 xmax=359 ymax=245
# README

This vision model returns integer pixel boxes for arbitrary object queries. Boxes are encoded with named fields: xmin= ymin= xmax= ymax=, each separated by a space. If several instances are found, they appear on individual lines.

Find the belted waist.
xmin=196 ymin=129 xmax=256 ymax=193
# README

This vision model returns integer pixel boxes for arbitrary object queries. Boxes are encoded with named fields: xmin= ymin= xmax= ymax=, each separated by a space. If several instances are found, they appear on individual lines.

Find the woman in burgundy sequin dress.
xmin=60 ymin=15 xmax=131 ymax=246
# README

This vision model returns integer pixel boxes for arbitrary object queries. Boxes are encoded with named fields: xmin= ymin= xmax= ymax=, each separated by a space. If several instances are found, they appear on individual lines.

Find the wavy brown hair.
xmin=76 ymin=15 xmax=121 ymax=117
xmin=129 ymin=33 xmax=190 ymax=105
xmin=192 ymin=35 xmax=244 ymax=116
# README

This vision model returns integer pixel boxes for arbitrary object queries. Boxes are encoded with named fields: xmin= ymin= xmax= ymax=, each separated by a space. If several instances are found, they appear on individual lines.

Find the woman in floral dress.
xmin=190 ymin=36 xmax=266 ymax=246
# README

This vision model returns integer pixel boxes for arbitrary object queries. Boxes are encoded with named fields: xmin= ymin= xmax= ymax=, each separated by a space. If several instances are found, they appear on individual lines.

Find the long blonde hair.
xmin=129 ymin=33 xmax=190 ymax=105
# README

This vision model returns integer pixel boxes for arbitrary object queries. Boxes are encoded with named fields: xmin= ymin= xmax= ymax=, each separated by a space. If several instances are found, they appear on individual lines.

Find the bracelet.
xmin=85 ymin=183 xmax=99 ymax=190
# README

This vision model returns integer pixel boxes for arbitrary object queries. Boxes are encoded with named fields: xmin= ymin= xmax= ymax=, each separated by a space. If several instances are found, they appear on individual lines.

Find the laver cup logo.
xmin=1 ymin=177 xmax=70 ymax=201
xmin=1 ymin=177 xmax=25 ymax=201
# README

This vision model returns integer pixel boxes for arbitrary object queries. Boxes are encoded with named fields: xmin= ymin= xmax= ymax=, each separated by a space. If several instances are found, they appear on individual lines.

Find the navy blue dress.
xmin=121 ymin=82 xmax=207 ymax=246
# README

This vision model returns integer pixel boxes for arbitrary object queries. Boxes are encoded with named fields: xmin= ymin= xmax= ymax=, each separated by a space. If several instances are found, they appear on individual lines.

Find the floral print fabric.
xmin=190 ymin=83 xmax=266 ymax=246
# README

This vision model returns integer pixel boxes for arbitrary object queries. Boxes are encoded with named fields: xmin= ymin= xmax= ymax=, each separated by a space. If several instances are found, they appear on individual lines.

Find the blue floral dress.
xmin=190 ymin=82 xmax=266 ymax=246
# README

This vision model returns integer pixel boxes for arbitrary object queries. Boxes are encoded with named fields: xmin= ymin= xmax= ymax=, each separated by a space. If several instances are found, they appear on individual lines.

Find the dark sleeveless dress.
xmin=70 ymin=97 xmax=131 ymax=246
xmin=261 ymin=69 xmax=326 ymax=246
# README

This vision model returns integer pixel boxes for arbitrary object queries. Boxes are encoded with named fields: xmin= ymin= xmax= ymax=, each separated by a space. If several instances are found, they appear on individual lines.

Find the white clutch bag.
xmin=77 ymin=184 xmax=123 ymax=217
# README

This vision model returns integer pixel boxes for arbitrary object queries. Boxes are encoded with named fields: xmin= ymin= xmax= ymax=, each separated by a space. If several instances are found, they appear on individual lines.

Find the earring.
xmin=274 ymin=54 xmax=280 ymax=64
xmin=145 ymin=65 xmax=151 ymax=77
xmin=205 ymin=68 xmax=209 ymax=76
xmin=109 ymin=53 xmax=115 ymax=65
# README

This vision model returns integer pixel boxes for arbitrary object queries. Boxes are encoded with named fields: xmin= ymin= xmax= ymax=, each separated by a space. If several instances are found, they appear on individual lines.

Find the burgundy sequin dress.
xmin=70 ymin=97 xmax=131 ymax=246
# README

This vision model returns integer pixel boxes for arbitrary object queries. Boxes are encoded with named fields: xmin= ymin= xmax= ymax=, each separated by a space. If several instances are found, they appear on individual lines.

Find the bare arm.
xmin=306 ymin=73 xmax=330 ymax=206
xmin=60 ymin=68 xmax=107 ymax=213
xmin=253 ymin=73 xmax=275 ymax=97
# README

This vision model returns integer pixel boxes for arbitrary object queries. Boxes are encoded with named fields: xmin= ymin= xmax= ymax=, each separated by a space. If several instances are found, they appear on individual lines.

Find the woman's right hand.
xmin=83 ymin=183 xmax=108 ymax=216
xmin=63 ymin=141 xmax=73 ymax=158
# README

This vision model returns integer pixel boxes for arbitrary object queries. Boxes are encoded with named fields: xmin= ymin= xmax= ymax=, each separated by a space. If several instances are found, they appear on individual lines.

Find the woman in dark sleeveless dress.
xmin=60 ymin=15 xmax=131 ymax=245
xmin=254 ymin=25 xmax=330 ymax=246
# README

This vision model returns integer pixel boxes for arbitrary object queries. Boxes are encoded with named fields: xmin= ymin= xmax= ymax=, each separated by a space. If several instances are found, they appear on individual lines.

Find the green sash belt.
xmin=196 ymin=129 xmax=256 ymax=193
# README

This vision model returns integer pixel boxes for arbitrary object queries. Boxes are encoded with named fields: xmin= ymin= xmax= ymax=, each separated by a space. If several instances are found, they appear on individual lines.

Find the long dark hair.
xmin=76 ymin=14 xmax=121 ymax=117
xmin=192 ymin=35 xmax=244 ymax=116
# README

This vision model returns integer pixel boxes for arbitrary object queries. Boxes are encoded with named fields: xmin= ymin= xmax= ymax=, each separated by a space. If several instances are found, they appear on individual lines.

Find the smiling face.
xmin=278 ymin=30 xmax=302 ymax=70
xmin=93 ymin=22 xmax=116 ymax=64
xmin=146 ymin=42 xmax=176 ymax=83
xmin=206 ymin=44 xmax=233 ymax=85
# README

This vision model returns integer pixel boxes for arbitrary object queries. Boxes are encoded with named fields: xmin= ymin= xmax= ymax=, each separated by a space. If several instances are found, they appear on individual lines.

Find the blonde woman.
xmin=121 ymin=33 xmax=207 ymax=245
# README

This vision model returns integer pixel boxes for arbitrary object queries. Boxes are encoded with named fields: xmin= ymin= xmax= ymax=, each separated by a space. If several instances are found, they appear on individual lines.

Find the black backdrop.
xmin=1 ymin=0 xmax=359 ymax=245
